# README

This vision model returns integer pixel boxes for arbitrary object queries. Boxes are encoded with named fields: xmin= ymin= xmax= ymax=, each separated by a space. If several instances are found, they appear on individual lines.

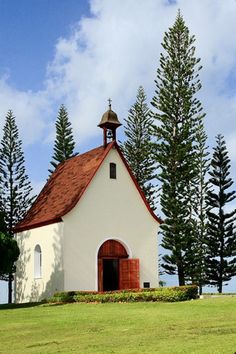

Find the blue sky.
xmin=0 ymin=0 xmax=90 ymax=91
xmin=1 ymin=0 xmax=236 ymax=302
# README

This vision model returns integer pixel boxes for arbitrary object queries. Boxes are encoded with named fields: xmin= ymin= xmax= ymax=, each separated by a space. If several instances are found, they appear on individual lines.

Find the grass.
xmin=202 ymin=292 xmax=236 ymax=296
xmin=0 ymin=298 xmax=235 ymax=353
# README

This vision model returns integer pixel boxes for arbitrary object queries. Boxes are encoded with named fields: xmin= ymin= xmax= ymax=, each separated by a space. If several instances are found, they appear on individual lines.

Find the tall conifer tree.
xmin=121 ymin=86 xmax=156 ymax=209
xmin=49 ymin=104 xmax=77 ymax=174
xmin=0 ymin=110 xmax=34 ymax=302
xmin=185 ymin=120 xmax=209 ymax=293
xmin=206 ymin=134 xmax=236 ymax=293
xmin=151 ymin=12 xmax=205 ymax=285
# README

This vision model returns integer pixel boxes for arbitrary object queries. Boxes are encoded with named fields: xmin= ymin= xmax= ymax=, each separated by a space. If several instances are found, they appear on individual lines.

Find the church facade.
xmin=14 ymin=106 xmax=160 ymax=303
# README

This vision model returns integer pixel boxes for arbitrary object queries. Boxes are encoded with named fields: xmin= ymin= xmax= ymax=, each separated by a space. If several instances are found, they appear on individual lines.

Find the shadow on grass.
xmin=0 ymin=301 xmax=71 ymax=310
xmin=0 ymin=302 xmax=43 ymax=310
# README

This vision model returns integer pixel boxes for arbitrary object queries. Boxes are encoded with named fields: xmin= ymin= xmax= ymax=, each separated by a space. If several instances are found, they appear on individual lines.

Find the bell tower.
xmin=98 ymin=99 xmax=122 ymax=147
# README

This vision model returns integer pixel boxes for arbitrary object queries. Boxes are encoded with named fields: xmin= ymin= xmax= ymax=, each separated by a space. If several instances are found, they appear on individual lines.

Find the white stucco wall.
xmin=15 ymin=222 xmax=64 ymax=303
xmin=15 ymin=146 xmax=160 ymax=302
xmin=63 ymin=147 xmax=159 ymax=291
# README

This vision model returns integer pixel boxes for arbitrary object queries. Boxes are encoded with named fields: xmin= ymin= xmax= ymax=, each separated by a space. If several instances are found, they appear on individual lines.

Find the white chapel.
xmin=14 ymin=105 xmax=160 ymax=303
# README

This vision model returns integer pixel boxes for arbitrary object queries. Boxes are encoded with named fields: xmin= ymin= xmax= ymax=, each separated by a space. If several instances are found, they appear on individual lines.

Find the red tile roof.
xmin=15 ymin=141 xmax=161 ymax=232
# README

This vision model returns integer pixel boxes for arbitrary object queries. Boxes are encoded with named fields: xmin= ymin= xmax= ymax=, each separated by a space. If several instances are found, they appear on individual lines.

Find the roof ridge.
xmin=14 ymin=142 xmax=116 ymax=232
xmin=14 ymin=140 xmax=161 ymax=232
xmin=60 ymin=142 xmax=115 ymax=217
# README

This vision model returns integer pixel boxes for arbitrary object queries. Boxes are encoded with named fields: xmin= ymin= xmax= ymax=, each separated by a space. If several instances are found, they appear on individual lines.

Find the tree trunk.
xmin=8 ymin=273 xmax=12 ymax=304
xmin=219 ymin=236 xmax=223 ymax=294
xmin=178 ymin=265 xmax=185 ymax=286
xmin=218 ymin=281 xmax=222 ymax=294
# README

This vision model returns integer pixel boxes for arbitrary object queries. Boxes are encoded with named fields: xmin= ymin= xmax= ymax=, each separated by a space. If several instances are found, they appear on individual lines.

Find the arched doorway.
xmin=98 ymin=240 xmax=140 ymax=291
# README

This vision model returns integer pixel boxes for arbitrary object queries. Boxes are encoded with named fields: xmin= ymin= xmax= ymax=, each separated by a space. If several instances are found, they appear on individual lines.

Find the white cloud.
xmin=45 ymin=0 xmax=236 ymax=148
xmin=1 ymin=0 xmax=236 ymax=155
xmin=0 ymin=76 xmax=52 ymax=145
xmin=45 ymin=0 xmax=176 ymax=142
xmin=226 ymin=132 xmax=236 ymax=162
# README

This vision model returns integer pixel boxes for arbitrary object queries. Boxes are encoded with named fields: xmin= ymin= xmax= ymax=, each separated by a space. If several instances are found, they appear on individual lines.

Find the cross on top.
xmin=108 ymin=98 xmax=112 ymax=110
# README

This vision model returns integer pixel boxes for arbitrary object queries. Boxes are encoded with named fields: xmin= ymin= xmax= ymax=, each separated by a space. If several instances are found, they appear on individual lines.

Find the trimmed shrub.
xmin=49 ymin=291 xmax=76 ymax=303
xmin=73 ymin=285 xmax=198 ymax=303
xmin=49 ymin=285 xmax=198 ymax=304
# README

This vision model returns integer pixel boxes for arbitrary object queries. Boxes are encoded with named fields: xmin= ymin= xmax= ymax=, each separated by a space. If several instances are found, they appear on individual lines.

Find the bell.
xmin=98 ymin=106 xmax=122 ymax=130
xmin=98 ymin=99 xmax=122 ymax=147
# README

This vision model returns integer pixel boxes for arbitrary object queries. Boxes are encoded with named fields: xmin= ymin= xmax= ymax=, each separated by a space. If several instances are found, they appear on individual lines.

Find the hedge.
xmin=49 ymin=285 xmax=198 ymax=303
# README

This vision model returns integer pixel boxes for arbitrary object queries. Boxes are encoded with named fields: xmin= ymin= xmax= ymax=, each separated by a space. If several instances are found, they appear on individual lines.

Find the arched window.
xmin=110 ymin=163 xmax=116 ymax=179
xmin=34 ymin=245 xmax=42 ymax=278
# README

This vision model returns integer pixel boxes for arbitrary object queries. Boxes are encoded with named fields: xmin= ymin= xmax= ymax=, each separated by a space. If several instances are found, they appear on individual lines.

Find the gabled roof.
xmin=15 ymin=141 xmax=161 ymax=232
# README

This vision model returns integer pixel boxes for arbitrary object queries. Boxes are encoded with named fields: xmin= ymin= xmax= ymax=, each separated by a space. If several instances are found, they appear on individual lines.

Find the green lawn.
xmin=0 ymin=298 xmax=235 ymax=354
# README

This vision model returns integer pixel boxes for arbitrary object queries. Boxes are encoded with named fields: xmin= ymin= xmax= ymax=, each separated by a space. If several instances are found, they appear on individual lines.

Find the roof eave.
xmin=14 ymin=217 xmax=63 ymax=233
xmin=14 ymin=141 xmax=162 ymax=233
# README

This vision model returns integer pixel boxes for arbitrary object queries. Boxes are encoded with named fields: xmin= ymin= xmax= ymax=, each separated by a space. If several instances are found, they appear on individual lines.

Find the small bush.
xmin=49 ymin=291 xmax=76 ymax=303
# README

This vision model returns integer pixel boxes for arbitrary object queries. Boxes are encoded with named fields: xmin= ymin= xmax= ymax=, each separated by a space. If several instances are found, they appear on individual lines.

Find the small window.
xmin=110 ymin=163 xmax=116 ymax=179
xmin=34 ymin=245 xmax=42 ymax=278
xmin=143 ymin=282 xmax=150 ymax=289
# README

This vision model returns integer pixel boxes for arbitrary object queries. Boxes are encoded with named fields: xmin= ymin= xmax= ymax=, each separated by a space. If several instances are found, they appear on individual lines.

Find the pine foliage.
xmin=185 ymin=120 xmax=209 ymax=292
xmin=151 ymin=12 xmax=205 ymax=285
xmin=49 ymin=104 xmax=77 ymax=174
xmin=121 ymin=86 xmax=156 ymax=209
xmin=0 ymin=212 xmax=19 ymax=280
xmin=0 ymin=110 xmax=35 ymax=234
xmin=206 ymin=134 xmax=236 ymax=293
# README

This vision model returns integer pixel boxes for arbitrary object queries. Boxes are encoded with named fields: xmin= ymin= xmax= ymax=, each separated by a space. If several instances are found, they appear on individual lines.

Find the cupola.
xmin=98 ymin=99 xmax=122 ymax=147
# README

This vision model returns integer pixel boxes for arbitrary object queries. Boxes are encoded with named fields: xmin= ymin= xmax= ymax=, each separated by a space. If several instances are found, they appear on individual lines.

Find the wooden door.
xmin=98 ymin=240 xmax=129 ymax=291
xmin=119 ymin=259 xmax=140 ymax=290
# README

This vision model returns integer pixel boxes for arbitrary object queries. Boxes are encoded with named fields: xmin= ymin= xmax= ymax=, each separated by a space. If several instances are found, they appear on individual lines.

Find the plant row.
xmin=49 ymin=285 xmax=198 ymax=304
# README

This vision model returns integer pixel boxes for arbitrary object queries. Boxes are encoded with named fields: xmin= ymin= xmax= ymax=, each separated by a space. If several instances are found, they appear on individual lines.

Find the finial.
xmin=98 ymin=101 xmax=122 ymax=147
xmin=108 ymin=98 xmax=112 ymax=110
